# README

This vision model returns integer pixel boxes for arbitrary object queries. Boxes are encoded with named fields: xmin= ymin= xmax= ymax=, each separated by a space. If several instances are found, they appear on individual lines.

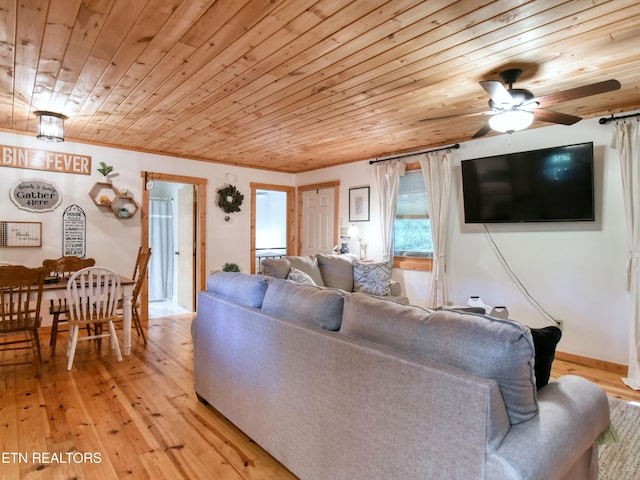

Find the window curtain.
xmin=373 ymin=160 xmax=406 ymax=260
xmin=149 ymin=198 xmax=174 ymax=302
xmin=612 ymin=120 xmax=640 ymax=390
xmin=419 ymin=150 xmax=452 ymax=308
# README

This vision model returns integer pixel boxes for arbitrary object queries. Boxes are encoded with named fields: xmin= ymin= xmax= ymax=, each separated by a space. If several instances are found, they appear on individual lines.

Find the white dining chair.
xmin=65 ymin=266 xmax=122 ymax=371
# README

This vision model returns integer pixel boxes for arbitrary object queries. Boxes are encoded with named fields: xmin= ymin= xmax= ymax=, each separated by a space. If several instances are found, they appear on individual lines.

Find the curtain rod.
xmin=599 ymin=112 xmax=640 ymax=124
xmin=369 ymin=143 xmax=460 ymax=165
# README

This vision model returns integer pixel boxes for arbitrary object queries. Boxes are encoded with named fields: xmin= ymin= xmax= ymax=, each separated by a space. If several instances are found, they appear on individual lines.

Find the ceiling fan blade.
xmin=535 ymin=79 xmax=621 ymax=108
xmin=534 ymin=109 xmax=582 ymax=125
xmin=472 ymin=124 xmax=492 ymax=138
xmin=479 ymin=80 xmax=513 ymax=107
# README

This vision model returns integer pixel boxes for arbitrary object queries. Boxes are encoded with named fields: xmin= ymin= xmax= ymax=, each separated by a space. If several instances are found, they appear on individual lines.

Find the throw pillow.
xmin=530 ymin=326 xmax=562 ymax=389
xmin=287 ymin=267 xmax=316 ymax=286
xmin=316 ymin=254 xmax=354 ymax=291
xmin=353 ymin=260 xmax=393 ymax=296
xmin=261 ymin=258 xmax=291 ymax=279
xmin=287 ymin=256 xmax=325 ymax=287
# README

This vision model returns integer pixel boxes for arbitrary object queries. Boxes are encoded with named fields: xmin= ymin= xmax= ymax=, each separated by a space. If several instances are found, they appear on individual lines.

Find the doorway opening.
xmin=141 ymin=172 xmax=207 ymax=323
xmin=250 ymin=183 xmax=295 ymax=274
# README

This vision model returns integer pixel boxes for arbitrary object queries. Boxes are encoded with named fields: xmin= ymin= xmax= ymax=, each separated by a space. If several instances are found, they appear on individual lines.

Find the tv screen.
xmin=461 ymin=142 xmax=594 ymax=223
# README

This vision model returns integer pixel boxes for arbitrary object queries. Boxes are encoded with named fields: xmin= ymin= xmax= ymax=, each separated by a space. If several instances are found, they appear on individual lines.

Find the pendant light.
xmin=34 ymin=111 xmax=67 ymax=142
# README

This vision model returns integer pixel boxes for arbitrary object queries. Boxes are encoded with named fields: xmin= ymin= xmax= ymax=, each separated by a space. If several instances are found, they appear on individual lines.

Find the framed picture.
xmin=349 ymin=186 xmax=370 ymax=222
xmin=0 ymin=221 xmax=42 ymax=247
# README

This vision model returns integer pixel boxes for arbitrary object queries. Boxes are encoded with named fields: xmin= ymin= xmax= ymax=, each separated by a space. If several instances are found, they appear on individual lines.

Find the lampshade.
xmin=347 ymin=225 xmax=359 ymax=237
xmin=34 ymin=111 xmax=67 ymax=142
xmin=488 ymin=109 xmax=534 ymax=133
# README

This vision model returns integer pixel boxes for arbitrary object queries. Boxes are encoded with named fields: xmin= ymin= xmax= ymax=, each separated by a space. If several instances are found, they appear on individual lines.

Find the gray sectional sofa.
xmin=192 ymin=272 xmax=611 ymax=480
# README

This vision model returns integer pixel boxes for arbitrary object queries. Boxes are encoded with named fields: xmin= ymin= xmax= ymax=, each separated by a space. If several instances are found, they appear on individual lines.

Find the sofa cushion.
xmin=262 ymin=278 xmax=344 ymax=331
xmin=261 ymin=258 xmax=291 ymax=279
xmin=316 ymin=254 xmax=354 ymax=291
xmin=340 ymin=294 xmax=537 ymax=425
xmin=530 ymin=326 xmax=562 ymax=389
xmin=206 ymin=272 xmax=270 ymax=308
xmin=353 ymin=260 xmax=393 ymax=296
xmin=286 ymin=256 xmax=325 ymax=287
xmin=287 ymin=267 xmax=316 ymax=286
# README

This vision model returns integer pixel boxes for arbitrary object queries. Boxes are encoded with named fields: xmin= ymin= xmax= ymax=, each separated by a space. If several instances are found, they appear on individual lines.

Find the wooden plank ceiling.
xmin=1 ymin=0 xmax=639 ymax=173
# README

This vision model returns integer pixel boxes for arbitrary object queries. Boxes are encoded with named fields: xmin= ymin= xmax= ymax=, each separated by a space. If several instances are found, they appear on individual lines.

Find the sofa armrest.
xmin=486 ymin=375 xmax=609 ymax=480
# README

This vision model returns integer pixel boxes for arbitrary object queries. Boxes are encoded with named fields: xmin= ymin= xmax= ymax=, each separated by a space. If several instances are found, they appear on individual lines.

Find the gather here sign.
xmin=1 ymin=144 xmax=91 ymax=175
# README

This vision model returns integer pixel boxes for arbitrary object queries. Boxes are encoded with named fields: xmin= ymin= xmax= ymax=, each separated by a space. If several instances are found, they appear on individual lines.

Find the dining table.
xmin=42 ymin=273 xmax=136 ymax=356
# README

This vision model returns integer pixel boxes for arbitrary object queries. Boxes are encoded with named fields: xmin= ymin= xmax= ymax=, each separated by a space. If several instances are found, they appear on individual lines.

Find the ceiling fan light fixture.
xmin=34 ymin=111 xmax=67 ymax=142
xmin=488 ymin=109 xmax=534 ymax=134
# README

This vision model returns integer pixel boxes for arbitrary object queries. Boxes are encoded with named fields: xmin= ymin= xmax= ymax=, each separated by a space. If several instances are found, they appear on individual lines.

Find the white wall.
xmin=297 ymin=116 xmax=631 ymax=365
xmin=0 ymin=131 xmax=294 ymax=279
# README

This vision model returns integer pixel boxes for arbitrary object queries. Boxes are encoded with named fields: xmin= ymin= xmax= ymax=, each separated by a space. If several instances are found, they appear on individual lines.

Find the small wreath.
xmin=217 ymin=184 xmax=244 ymax=214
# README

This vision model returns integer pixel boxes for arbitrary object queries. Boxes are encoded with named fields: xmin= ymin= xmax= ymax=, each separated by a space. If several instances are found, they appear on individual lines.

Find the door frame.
xmin=297 ymin=181 xmax=340 ymax=254
xmin=250 ymin=182 xmax=296 ymax=274
xmin=176 ymin=184 xmax=196 ymax=311
xmin=141 ymin=172 xmax=207 ymax=325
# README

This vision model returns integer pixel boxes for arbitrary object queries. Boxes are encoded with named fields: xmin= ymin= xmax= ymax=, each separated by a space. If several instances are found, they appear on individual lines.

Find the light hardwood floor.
xmin=1 ymin=314 xmax=296 ymax=480
xmin=1 ymin=314 xmax=638 ymax=479
xmin=552 ymin=354 xmax=640 ymax=403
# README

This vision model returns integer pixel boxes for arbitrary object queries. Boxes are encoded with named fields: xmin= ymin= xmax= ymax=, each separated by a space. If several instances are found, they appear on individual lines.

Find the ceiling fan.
xmin=421 ymin=69 xmax=621 ymax=138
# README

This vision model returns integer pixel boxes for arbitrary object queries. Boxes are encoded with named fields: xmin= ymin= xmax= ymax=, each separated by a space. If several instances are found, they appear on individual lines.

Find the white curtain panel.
xmin=612 ymin=120 xmax=640 ymax=390
xmin=149 ymin=198 xmax=174 ymax=302
xmin=373 ymin=160 xmax=406 ymax=260
xmin=419 ymin=150 xmax=452 ymax=308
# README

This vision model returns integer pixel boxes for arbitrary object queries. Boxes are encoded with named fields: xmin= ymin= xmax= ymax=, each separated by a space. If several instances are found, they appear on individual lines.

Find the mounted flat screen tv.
xmin=461 ymin=142 xmax=594 ymax=223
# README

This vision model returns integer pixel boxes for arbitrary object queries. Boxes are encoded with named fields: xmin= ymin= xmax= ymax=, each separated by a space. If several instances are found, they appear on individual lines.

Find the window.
xmin=393 ymin=169 xmax=434 ymax=268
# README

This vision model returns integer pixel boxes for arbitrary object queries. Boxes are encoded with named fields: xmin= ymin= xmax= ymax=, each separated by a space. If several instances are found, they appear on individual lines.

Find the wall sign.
xmin=62 ymin=205 xmax=86 ymax=257
xmin=10 ymin=178 xmax=62 ymax=213
xmin=0 ymin=221 xmax=42 ymax=247
xmin=1 ymin=144 xmax=91 ymax=175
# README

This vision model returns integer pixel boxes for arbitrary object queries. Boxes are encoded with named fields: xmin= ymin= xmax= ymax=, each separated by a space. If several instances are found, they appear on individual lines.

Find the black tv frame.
xmin=461 ymin=142 xmax=595 ymax=224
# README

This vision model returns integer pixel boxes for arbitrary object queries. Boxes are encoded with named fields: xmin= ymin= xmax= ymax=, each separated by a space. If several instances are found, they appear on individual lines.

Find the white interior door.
xmin=301 ymin=187 xmax=335 ymax=255
xmin=177 ymin=185 xmax=195 ymax=311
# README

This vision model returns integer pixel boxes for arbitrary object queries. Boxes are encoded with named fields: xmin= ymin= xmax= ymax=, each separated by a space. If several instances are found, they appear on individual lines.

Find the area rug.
xmin=599 ymin=398 xmax=640 ymax=479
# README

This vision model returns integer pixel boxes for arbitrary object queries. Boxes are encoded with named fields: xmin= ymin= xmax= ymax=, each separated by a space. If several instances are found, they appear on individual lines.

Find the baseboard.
xmin=556 ymin=351 xmax=627 ymax=375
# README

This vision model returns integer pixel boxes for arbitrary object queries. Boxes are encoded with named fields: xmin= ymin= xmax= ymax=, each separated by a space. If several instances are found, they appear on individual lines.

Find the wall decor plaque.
xmin=62 ymin=205 xmax=86 ymax=257
xmin=0 ymin=221 xmax=42 ymax=247
xmin=10 ymin=178 xmax=62 ymax=213
xmin=1 ymin=144 xmax=91 ymax=175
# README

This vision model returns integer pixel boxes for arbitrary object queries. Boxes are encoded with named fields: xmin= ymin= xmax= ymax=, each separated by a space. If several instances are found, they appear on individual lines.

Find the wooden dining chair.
xmin=42 ymin=256 xmax=96 ymax=355
xmin=65 ymin=266 xmax=122 ymax=371
xmin=117 ymin=247 xmax=151 ymax=344
xmin=0 ymin=265 xmax=47 ymax=372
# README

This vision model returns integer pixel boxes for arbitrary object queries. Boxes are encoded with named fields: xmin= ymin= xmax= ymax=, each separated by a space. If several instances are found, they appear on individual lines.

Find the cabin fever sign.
xmin=10 ymin=178 xmax=62 ymax=213
xmin=1 ymin=144 xmax=91 ymax=175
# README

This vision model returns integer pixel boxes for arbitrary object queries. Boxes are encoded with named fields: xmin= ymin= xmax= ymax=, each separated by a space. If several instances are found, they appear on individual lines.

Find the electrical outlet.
xmin=556 ymin=319 xmax=564 ymax=331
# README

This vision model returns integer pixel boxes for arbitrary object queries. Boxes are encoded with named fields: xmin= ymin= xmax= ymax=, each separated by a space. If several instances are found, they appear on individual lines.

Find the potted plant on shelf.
xmin=222 ymin=262 xmax=240 ymax=272
xmin=97 ymin=162 xmax=114 ymax=182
